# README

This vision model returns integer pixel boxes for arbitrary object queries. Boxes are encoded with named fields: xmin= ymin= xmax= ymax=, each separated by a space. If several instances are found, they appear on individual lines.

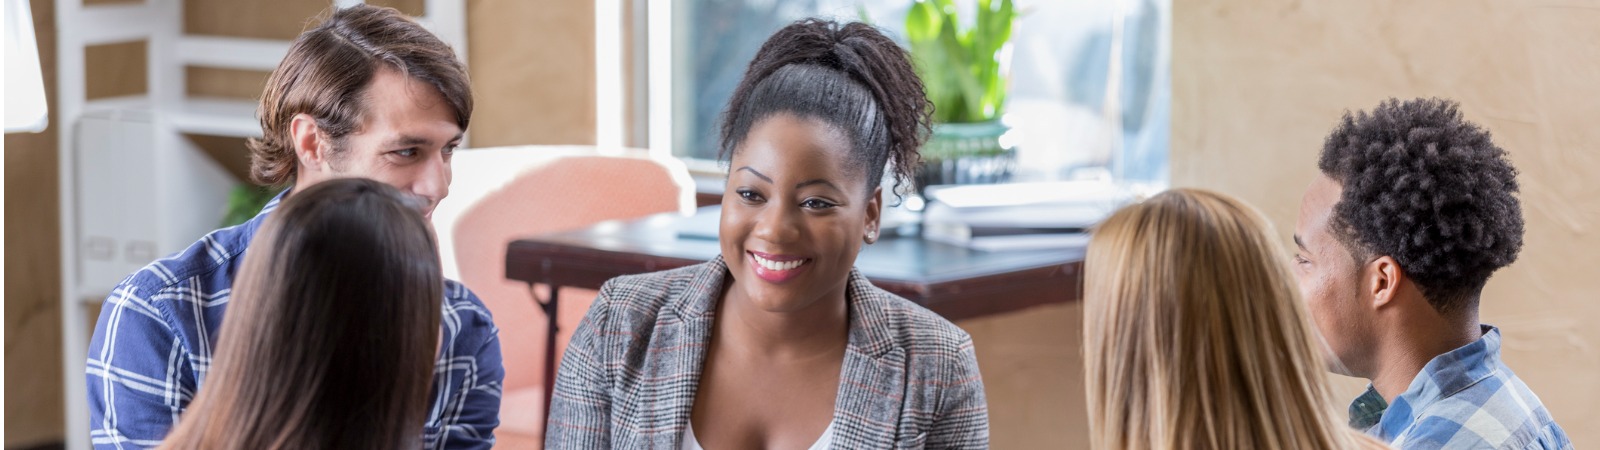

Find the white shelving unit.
xmin=55 ymin=1 xmax=464 ymax=448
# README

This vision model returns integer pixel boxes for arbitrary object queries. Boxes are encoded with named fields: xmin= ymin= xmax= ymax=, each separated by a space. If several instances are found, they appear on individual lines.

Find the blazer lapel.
xmin=630 ymin=257 xmax=726 ymax=449
xmin=829 ymin=269 xmax=909 ymax=449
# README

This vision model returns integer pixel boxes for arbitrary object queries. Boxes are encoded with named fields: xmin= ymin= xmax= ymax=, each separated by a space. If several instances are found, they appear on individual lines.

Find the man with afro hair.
xmin=1292 ymin=97 xmax=1569 ymax=449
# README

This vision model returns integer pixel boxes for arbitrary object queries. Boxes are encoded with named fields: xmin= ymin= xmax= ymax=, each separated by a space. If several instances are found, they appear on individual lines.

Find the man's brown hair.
xmin=248 ymin=4 xmax=472 ymax=187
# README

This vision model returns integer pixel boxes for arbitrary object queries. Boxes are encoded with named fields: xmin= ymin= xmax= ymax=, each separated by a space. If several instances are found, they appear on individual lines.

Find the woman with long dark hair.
xmin=545 ymin=19 xmax=989 ymax=450
xmin=158 ymin=178 xmax=442 ymax=449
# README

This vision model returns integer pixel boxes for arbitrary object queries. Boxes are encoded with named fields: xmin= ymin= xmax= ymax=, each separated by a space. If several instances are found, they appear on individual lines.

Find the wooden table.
xmin=504 ymin=206 xmax=1085 ymax=433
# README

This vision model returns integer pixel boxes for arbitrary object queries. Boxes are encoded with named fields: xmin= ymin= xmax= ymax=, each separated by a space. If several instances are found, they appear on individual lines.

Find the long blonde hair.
xmin=1083 ymin=188 xmax=1377 ymax=450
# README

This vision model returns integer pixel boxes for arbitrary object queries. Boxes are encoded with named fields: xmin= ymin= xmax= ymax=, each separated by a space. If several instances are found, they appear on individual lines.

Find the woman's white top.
xmin=680 ymin=419 xmax=836 ymax=450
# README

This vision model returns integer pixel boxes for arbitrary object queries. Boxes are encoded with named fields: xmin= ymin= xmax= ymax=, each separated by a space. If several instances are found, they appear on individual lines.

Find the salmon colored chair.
xmin=433 ymin=146 xmax=695 ymax=447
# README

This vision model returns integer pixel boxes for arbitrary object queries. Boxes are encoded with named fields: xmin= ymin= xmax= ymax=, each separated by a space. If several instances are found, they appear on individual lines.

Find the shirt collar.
xmin=220 ymin=188 xmax=290 ymax=254
xmin=258 ymin=188 xmax=288 ymax=217
xmin=1354 ymin=324 xmax=1504 ymax=440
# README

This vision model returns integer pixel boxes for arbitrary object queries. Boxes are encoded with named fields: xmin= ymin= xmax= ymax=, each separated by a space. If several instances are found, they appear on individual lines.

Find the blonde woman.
xmin=1083 ymin=189 xmax=1387 ymax=450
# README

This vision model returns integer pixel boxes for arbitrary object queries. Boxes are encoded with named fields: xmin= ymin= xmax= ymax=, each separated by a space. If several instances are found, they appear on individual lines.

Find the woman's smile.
xmin=747 ymin=250 xmax=812 ymax=283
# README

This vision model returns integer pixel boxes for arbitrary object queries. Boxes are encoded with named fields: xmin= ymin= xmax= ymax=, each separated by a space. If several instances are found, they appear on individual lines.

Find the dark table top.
xmin=506 ymin=207 xmax=1084 ymax=320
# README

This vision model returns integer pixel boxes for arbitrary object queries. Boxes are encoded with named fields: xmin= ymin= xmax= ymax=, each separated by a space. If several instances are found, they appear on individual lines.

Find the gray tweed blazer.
xmin=544 ymin=256 xmax=990 ymax=449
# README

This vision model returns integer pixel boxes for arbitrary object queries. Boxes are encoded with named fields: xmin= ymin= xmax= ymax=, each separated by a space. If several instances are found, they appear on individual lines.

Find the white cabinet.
xmin=73 ymin=110 xmax=234 ymax=297
xmin=74 ymin=110 xmax=161 ymax=295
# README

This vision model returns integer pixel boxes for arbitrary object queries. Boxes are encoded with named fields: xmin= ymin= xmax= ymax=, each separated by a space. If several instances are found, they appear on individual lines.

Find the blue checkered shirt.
xmin=85 ymin=192 xmax=504 ymax=449
xmin=1348 ymin=325 xmax=1570 ymax=449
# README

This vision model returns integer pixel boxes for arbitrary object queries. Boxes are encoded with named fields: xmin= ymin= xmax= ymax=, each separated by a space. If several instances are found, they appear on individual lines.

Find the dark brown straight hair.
xmin=159 ymin=178 xmax=442 ymax=450
xmin=248 ymin=4 xmax=473 ymax=187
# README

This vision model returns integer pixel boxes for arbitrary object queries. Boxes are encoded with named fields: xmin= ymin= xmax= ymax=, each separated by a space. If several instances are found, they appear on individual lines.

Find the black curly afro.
xmin=1318 ymin=97 xmax=1524 ymax=316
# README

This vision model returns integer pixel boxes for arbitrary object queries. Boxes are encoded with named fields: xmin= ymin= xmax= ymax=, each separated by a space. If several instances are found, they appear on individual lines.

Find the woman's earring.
xmin=865 ymin=230 xmax=878 ymax=243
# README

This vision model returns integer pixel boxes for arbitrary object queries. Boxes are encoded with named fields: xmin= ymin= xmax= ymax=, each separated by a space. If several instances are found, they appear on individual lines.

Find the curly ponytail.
xmin=719 ymin=19 xmax=931 ymax=198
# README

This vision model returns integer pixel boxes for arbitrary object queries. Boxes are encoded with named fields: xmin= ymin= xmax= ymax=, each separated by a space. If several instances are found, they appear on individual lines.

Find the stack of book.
xmin=921 ymin=181 xmax=1134 ymax=251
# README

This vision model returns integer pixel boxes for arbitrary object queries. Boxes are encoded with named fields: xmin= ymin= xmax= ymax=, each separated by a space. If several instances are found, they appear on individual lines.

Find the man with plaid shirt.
xmin=1293 ymin=98 xmax=1569 ymax=449
xmin=85 ymin=5 xmax=502 ymax=449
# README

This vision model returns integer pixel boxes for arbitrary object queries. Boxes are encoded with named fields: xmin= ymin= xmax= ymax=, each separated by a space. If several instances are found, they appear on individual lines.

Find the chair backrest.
xmin=438 ymin=146 xmax=694 ymax=391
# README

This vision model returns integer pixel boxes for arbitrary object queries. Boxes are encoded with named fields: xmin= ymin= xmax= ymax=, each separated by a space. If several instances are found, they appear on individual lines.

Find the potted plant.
xmin=904 ymin=0 xmax=1016 ymax=194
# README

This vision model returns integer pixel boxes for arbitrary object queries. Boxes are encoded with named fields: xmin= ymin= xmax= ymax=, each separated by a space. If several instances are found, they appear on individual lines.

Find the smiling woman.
xmin=545 ymin=18 xmax=990 ymax=450
xmin=720 ymin=114 xmax=865 ymax=312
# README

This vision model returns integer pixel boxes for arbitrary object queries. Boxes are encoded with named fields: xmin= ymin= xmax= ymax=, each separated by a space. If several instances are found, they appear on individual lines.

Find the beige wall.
xmin=959 ymin=303 xmax=1088 ymax=449
xmin=3 ymin=0 xmax=596 ymax=446
xmin=1174 ymin=0 xmax=1600 ymax=447
xmin=467 ymin=0 xmax=596 ymax=147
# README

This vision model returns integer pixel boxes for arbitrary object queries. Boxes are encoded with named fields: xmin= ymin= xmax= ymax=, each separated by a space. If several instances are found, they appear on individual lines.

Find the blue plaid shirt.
xmin=85 ymin=192 xmax=504 ymax=449
xmin=1349 ymin=325 xmax=1570 ymax=449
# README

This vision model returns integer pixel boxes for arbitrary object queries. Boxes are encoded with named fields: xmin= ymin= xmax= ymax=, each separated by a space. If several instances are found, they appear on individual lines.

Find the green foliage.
xmin=220 ymin=184 xmax=282 ymax=228
xmin=905 ymin=0 xmax=1015 ymax=123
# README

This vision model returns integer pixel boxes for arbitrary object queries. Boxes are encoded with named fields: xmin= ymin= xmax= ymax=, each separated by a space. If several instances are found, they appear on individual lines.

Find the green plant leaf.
xmin=937 ymin=13 xmax=985 ymax=121
xmin=905 ymin=0 xmax=941 ymax=42
xmin=974 ymin=0 xmax=994 ymax=76
xmin=994 ymin=0 xmax=1015 ymax=46
xmin=905 ymin=0 xmax=1015 ymax=123
xmin=220 ymin=184 xmax=282 ymax=228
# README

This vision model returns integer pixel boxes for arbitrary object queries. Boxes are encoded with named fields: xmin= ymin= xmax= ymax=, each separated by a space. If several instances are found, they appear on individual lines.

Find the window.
xmin=656 ymin=0 xmax=1170 ymax=187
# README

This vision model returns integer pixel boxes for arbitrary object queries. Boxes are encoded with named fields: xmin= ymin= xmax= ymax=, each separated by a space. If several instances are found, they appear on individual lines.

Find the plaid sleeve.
xmin=438 ymin=288 xmax=505 ymax=450
xmin=440 ymin=326 xmax=504 ymax=450
xmin=1533 ymin=421 xmax=1575 ymax=450
xmin=926 ymin=333 xmax=990 ymax=449
xmin=545 ymin=283 xmax=616 ymax=450
xmin=86 ymin=284 xmax=194 ymax=450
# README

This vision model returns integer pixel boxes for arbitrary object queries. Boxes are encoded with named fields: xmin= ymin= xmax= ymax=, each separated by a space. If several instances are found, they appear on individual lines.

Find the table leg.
xmin=537 ymin=284 xmax=560 ymax=440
